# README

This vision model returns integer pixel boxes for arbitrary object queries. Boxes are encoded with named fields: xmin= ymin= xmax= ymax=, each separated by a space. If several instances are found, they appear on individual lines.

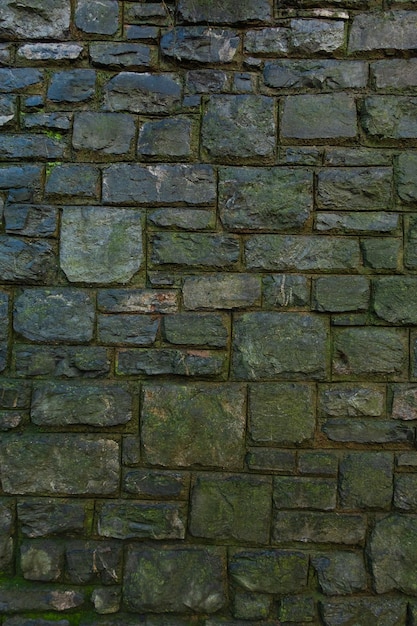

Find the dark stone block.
xmin=17 ymin=499 xmax=86 ymax=537
xmin=75 ymin=0 xmax=119 ymax=35
xmin=103 ymin=72 xmax=181 ymax=113
xmin=229 ymin=549 xmax=308 ymax=594
xmin=97 ymin=501 xmax=187 ymax=539
xmin=47 ymin=70 xmax=96 ymax=103
xmin=0 ymin=236 xmax=56 ymax=284
xmin=161 ymin=27 xmax=239 ymax=63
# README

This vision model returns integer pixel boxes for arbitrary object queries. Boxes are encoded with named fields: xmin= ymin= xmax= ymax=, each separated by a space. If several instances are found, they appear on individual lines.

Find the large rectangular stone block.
xmin=317 ymin=167 xmax=392 ymax=210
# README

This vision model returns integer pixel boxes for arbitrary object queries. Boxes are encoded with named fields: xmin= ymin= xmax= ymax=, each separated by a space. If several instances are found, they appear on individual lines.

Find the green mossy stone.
xmin=229 ymin=549 xmax=308 ymax=594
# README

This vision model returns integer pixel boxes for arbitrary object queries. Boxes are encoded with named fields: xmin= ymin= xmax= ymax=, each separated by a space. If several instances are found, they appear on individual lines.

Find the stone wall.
xmin=0 ymin=0 xmax=417 ymax=624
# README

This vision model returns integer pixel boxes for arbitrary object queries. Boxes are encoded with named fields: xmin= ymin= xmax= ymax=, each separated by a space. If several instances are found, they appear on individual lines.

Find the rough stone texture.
xmin=349 ymin=11 xmax=417 ymax=52
xmin=177 ymin=0 xmax=272 ymax=24
xmin=321 ymin=598 xmax=407 ymax=626
xmin=97 ymin=501 xmax=187 ymax=540
xmin=150 ymin=233 xmax=240 ymax=269
xmin=60 ymin=207 xmax=144 ymax=284
xmin=338 ymin=453 xmax=393 ymax=510
xmin=47 ymin=70 xmax=96 ymax=103
xmin=361 ymin=96 xmax=417 ymax=140
xmin=281 ymin=94 xmax=357 ymax=140
xmin=161 ymin=27 xmax=239 ymax=63
xmin=232 ymin=313 xmax=328 ymax=380
xmin=75 ymin=0 xmax=119 ymax=35
xmin=230 ymin=549 xmax=308 ymax=594
xmin=0 ymin=0 xmax=70 ymax=40
xmin=183 ymin=274 xmax=261 ymax=310
xmin=73 ymin=112 xmax=136 ymax=155
xmin=264 ymin=60 xmax=368 ymax=90
xmin=141 ymin=384 xmax=246 ymax=468
xmin=17 ymin=500 xmax=86 ymax=537
xmin=317 ymin=167 xmax=392 ymax=211
xmin=103 ymin=72 xmax=182 ymax=114
xmin=313 ymin=276 xmax=370 ymax=313
xmin=397 ymin=152 xmax=417 ymax=202
xmin=319 ymin=384 xmax=384 ymax=417
xmin=13 ymin=345 xmax=110 ymax=378
xmin=312 ymin=552 xmax=367 ymax=595
xmin=219 ymin=167 xmax=312 ymax=231
xmin=138 ymin=118 xmax=192 ymax=160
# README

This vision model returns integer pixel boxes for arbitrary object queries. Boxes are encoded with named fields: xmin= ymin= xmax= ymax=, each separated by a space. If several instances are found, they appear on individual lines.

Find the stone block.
xmin=148 ymin=208 xmax=214 ymax=230
xmin=20 ymin=539 xmax=64 ymax=581
xmin=233 ymin=591 xmax=272 ymax=620
xmin=332 ymin=328 xmax=408 ymax=379
xmin=263 ymin=274 xmax=310 ymax=309
xmin=0 ymin=69 xmax=43 ymax=93
xmin=17 ymin=499 xmax=86 ymax=537
xmin=0 ymin=0 xmax=70 ymax=39
xmin=232 ymin=313 xmax=328 ymax=380
xmin=229 ymin=549 xmax=308 ymax=594
xmin=123 ymin=470 xmax=189 ymax=499
xmin=272 ymin=511 xmax=366 ymax=545
xmin=46 ymin=164 xmax=100 ymax=200
xmin=186 ymin=69 xmax=229 ymax=93
xmin=162 ymin=313 xmax=228 ymax=348
xmin=47 ymin=70 xmax=96 ymax=103
xmin=0 ymin=585 xmax=85 ymax=613
xmin=339 ymin=452 xmax=393 ymax=509
xmin=141 ymin=384 xmax=246 ymax=469
xmin=394 ymin=474 xmax=417 ymax=510
xmin=98 ymin=289 xmax=178 ymax=313
xmin=98 ymin=314 xmax=159 ymax=346
xmin=14 ymin=345 xmax=110 ymax=378
xmin=0 ymin=499 xmax=14 ymax=571
xmin=279 ymin=595 xmax=316 ymax=623
xmin=183 ymin=274 xmax=261 ymax=310
xmin=362 ymin=237 xmax=401 ymax=271
xmin=315 ymin=212 xmax=399 ymax=235
xmin=281 ymin=94 xmax=357 ymax=140
xmin=177 ymin=0 xmax=272 ymax=24
xmin=321 ymin=598 xmax=407 ymax=626
xmin=369 ymin=514 xmax=417 ymax=594
xmin=150 ymin=233 xmax=239 ymax=269
xmin=373 ymin=277 xmax=417 ymax=324
xmin=349 ymin=11 xmax=417 ymax=52
xmin=361 ymin=96 xmax=417 ymax=140
xmin=4 ymin=204 xmax=58 ymax=238
xmin=124 ymin=546 xmax=226 ymax=613
xmin=137 ymin=117 xmax=192 ymax=159
xmin=75 ymin=0 xmax=119 ymax=35
xmin=249 ymin=383 xmax=315 ymax=445
xmin=189 ymin=473 xmax=272 ymax=543
xmin=319 ymin=384 xmax=384 ymax=417
xmin=97 ymin=502 xmax=187 ymax=540
xmin=219 ymin=166 xmax=312 ymax=231
xmin=14 ymin=289 xmax=95 ymax=343
xmin=73 ymin=112 xmax=135 ymax=155
xmin=0 ymin=435 xmax=119 ymax=495
xmin=161 ymin=27 xmax=239 ymax=63
xmin=17 ymin=43 xmax=83 ymax=62
xmin=117 ymin=348 xmax=227 ymax=378
xmin=0 ymin=165 xmax=41 ymax=190
xmin=103 ymin=164 xmax=215 ymax=205
xmin=245 ymin=235 xmax=360 ymax=271
xmin=0 ymin=380 xmax=31 ymax=409
xmin=30 ymin=383 xmax=132 ymax=427
xmin=397 ymin=152 xmax=417 ymax=202
xmin=0 ymin=95 xmax=15 ymax=127
xmin=90 ymin=43 xmax=154 ymax=69
xmin=264 ymin=59 xmax=367 ymax=90
xmin=289 ymin=19 xmax=345 ymax=54
xmin=0 ymin=134 xmax=66 ymax=160
xmin=392 ymin=385 xmax=417 ymax=420
xmin=322 ymin=419 xmax=413 ymax=445
xmin=311 ymin=552 xmax=367 ymax=595
xmin=66 ymin=540 xmax=122 ymax=584
xmin=313 ymin=276 xmax=370 ymax=312
xmin=103 ymin=72 xmax=181 ymax=114
xmin=274 ymin=476 xmax=336 ymax=510
xmin=324 ymin=147 xmax=392 ymax=167
xmin=298 ymin=452 xmax=339 ymax=476
xmin=372 ymin=59 xmax=417 ymax=90
xmin=317 ymin=167 xmax=392 ymax=211
xmin=406 ymin=215 xmax=417 ymax=269
xmin=202 ymin=95 xmax=276 ymax=162
xmin=60 ymin=207 xmax=143 ymax=284
xmin=246 ymin=449 xmax=296 ymax=473
xmin=0 ymin=237 xmax=56 ymax=284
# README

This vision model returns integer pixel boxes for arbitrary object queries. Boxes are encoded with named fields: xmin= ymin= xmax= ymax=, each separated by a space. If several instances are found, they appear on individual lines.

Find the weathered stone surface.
xmin=17 ymin=43 xmax=83 ymax=61
xmin=232 ymin=313 xmax=328 ymax=380
xmin=0 ymin=69 xmax=43 ymax=93
xmin=202 ymin=96 xmax=276 ymax=162
xmin=245 ymin=235 xmax=360 ymax=271
xmin=406 ymin=215 xmax=417 ymax=269
xmin=229 ymin=549 xmax=308 ymax=594
xmin=163 ymin=313 xmax=228 ymax=348
xmin=397 ymin=152 xmax=417 ymax=202
xmin=324 ymin=147 xmax=392 ymax=167
xmin=183 ymin=274 xmax=261 ymax=310
xmin=0 ymin=95 xmax=15 ymax=127
xmin=138 ymin=117 xmax=192 ymax=159
xmin=117 ymin=348 xmax=226 ymax=378
xmin=372 ymin=59 xmax=417 ymax=90
xmin=21 ymin=539 xmax=64 ymax=581
xmin=161 ymin=27 xmax=239 ymax=63
xmin=0 ymin=134 xmax=66 ymax=160
xmin=103 ymin=164 xmax=215 ymax=205
xmin=0 ymin=380 xmax=30 ymax=409
xmin=14 ymin=345 xmax=110 ymax=378
xmin=234 ymin=591 xmax=271 ymax=620
xmin=75 ymin=0 xmax=119 ymax=35
xmin=177 ymin=0 xmax=272 ymax=24
xmin=349 ymin=11 xmax=417 ymax=52
xmin=97 ymin=501 xmax=186 ymax=539
xmin=22 ymin=112 xmax=71 ymax=131
xmin=150 ymin=233 xmax=239 ymax=268
xmin=315 ymin=212 xmax=399 ymax=235
xmin=190 ymin=474 xmax=272 ymax=543
xmin=14 ymin=289 xmax=95 ymax=343
xmin=125 ymin=2 xmax=168 ymax=23
xmin=246 ymin=448 xmax=296 ymax=473
xmin=90 ymin=43 xmax=153 ymax=69
xmin=339 ymin=452 xmax=393 ymax=509
xmin=264 ymin=60 xmax=367 ymax=90
xmin=48 ymin=70 xmax=96 ymax=103
xmin=123 ymin=470 xmax=189 ymax=499
xmin=46 ymin=164 xmax=100 ymax=200
xmin=321 ymin=598 xmax=407 ymax=626
xmin=392 ymin=385 xmax=417 ymax=420
xmin=317 ymin=167 xmax=392 ymax=210
xmin=103 ymin=72 xmax=182 ymax=113
xmin=17 ymin=499 xmax=86 ymax=537
xmin=0 ymin=435 xmax=119 ymax=495
xmin=312 ymin=552 xmax=367 ymax=595
xmin=373 ymin=277 xmax=417 ymax=324
xmin=369 ymin=514 xmax=417 ymax=594
xmin=4 ymin=204 xmax=58 ymax=237
xmin=98 ymin=289 xmax=178 ymax=313
xmin=0 ymin=584 xmax=85 ymax=613
xmin=66 ymin=540 xmax=122 ymax=584
xmin=282 ymin=94 xmax=357 ymax=140
xmin=31 ymin=383 xmax=132 ymax=427
xmin=0 ymin=412 xmax=23 ymax=431
xmin=0 ymin=499 xmax=14 ymax=571
xmin=313 ymin=276 xmax=369 ymax=312
xmin=319 ymin=384 xmax=384 ymax=417
xmin=124 ymin=546 xmax=226 ymax=613
xmin=361 ymin=96 xmax=417 ymax=140
xmin=0 ymin=165 xmax=41 ymax=190
xmin=362 ymin=237 xmax=401 ymax=271
xmin=186 ymin=69 xmax=229 ymax=93
xmin=60 ymin=207 xmax=143 ymax=284
xmin=0 ymin=237 xmax=56 ymax=284
xmin=98 ymin=314 xmax=159 ymax=346
xmin=263 ymin=274 xmax=310 ymax=309
xmin=141 ymin=384 xmax=246 ymax=468
xmin=219 ymin=167 xmax=312 ymax=231
xmin=332 ymin=328 xmax=408 ymax=379
xmin=322 ymin=419 xmax=414 ymax=445
xmin=279 ymin=595 xmax=315 ymax=623
xmin=274 ymin=476 xmax=336 ymax=510
xmin=73 ymin=112 xmax=135 ymax=155
xmin=273 ymin=511 xmax=366 ymax=545
xmin=394 ymin=474 xmax=417 ymax=510
xmin=0 ymin=0 xmax=70 ymax=40
xmin=249 ymin=383 xmax=315 ymax=445
xmin=289 ymin=19 xmax=345 ymax=54
xmin=298 ymin=451 xmax=339 ymax=476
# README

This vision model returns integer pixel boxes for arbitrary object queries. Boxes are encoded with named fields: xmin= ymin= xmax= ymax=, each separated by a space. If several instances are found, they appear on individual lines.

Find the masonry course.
xmin=1 ymin=0 xmax=417 ymax=623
